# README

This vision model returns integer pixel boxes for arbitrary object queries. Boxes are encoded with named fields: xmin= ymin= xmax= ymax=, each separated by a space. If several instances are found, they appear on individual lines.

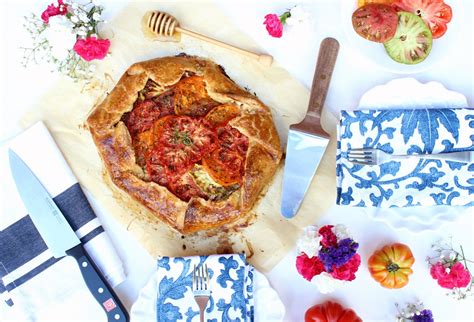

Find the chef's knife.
xmin=281 ymin=37 xmax=339 ymax=218
xmin=8 ymin=149 xmax=129 ymax=322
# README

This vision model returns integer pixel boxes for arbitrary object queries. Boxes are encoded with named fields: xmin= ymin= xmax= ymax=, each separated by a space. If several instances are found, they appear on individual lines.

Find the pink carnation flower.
xmin=296 ymin=253 xmax=324 ymax=281
xmin=263 ymin=14 xmax=283 ymax=38
xmin=73 ymin=37 xmax=111 ymax=62
xmin=330 ymin=253 xmax=361 ymax=281
xmin=430 ymin=262 xmax=471 ymax=289
xmin=41 ymin=0 xmax=67 ymax=24
xmin=319 ymin=225 xmax=337 ymax=248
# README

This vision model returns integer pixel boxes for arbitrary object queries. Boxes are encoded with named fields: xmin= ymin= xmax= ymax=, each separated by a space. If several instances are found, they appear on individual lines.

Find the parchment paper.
xmin=21 ymin=1 xmax=337 ymax=272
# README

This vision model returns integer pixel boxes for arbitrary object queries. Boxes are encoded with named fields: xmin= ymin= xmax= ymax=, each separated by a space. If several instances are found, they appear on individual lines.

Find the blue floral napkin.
xmin=156 ymin=254 xmax=254 ymax=322
xmin=336 ymin=108 xmax=474 ymax=207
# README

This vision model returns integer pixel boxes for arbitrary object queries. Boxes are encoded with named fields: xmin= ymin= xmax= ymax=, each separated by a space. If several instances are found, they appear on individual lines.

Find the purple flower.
xmin=319 ymin=238 xmax=359 ymax=272
xmin=412 ymin=309 xmax=434 ymax=322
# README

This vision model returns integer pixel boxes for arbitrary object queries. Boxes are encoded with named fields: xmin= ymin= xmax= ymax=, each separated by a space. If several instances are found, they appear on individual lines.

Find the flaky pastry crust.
xmin=87 ymin=55 xmax=282 ymax=234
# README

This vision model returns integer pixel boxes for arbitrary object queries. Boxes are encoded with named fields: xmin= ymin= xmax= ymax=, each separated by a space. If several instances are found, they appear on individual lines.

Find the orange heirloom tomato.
xmin=305 ymin=301 xmax=362 ymax=322
xmin=368 ymin=243 xmax=415 ymax=289
xmin=357 ymin=0 xmax=393 ymax=7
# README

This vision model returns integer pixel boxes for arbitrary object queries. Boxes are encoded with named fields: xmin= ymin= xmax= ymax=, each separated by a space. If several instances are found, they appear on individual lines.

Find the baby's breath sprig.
xmin=395 ymin=302 xmax=433 ymax=322
xmin=426 ymin=236 xmax=474 ymax=300
xmin=21 ymin=0 xmax=109 ymax=81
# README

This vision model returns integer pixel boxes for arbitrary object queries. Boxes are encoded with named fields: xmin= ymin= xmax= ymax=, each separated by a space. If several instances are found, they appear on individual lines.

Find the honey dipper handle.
xmin=175 ymin=26 xmax=273 ymax=66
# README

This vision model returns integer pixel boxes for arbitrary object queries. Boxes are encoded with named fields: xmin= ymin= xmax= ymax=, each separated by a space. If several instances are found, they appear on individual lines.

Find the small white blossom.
xmin=70 ymin=15 xmax=79 ymax=23
xmin=42 ymin=16 xmax=76 ymax=61
xmin=297 ymin=226 xmax=321 ymax=258
xmin=79 ymin=13 xmax=89 ymax=23
xmin=334 ymin=224 xmax=350 ymax=240
xmin=311 ymin=272 xmax=347 ymax=294
xmin=92 ymin=12 xmax=101 ymax=21
xmin=286 ymin=5 xmax=311 ymax=27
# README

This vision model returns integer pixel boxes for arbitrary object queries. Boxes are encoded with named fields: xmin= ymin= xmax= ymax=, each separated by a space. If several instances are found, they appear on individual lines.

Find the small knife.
xmin=8 ymin=149 xmax=129 ymax=322
xmin=281 ymin=38 xmax=340 ymax=218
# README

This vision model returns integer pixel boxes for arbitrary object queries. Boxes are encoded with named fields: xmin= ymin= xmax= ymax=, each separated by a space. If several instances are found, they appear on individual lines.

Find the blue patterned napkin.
xmin=336 ymin=108 xmax=474 ymax=207
xmin=156 ymin=254 xmax=254 ymax=322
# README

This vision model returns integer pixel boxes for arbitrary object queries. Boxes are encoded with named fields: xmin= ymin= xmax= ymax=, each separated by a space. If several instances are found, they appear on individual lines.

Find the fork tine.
xmin=348 ymin=151 xmax=372 ymax=156
xmin=348 ymin=159 xmax=372 ymax=165
xmin=193 ymin=265 xmax=196 ymax=290
xmin=205 ymin=264 xmax=209 ymax=290
xmin=348 ymin=153 xmax=373 ymax=159
xmin=349 ymin=148 xmax=375 ymax=152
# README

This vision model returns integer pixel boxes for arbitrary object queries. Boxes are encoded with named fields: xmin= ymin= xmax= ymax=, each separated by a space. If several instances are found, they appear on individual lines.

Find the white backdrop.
xmin=1 ymin=0 xmax=473 ymax=321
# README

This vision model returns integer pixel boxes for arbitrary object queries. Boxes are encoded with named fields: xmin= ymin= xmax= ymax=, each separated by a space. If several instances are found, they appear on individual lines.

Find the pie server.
xmin=281 ymin=38 xmax=339 ymax=218
xmin=8 ymin=149 xmax=129 ymax=322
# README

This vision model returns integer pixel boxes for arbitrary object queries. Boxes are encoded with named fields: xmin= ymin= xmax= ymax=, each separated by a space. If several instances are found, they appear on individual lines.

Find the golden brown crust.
xmin=87 ymin=55 xmax=282 ymax=234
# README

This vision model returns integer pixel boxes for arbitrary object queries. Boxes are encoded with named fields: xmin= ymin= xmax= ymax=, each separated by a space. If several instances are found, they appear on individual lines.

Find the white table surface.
xmin=1 ymin=0 xmax=473 ymax=321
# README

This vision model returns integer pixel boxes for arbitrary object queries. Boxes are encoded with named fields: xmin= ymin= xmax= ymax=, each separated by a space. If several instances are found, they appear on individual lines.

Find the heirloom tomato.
xmin=305 ymin=301 xmax=362 ymax=322
xmin=392 ymin=0 xmax=452 ymax=38
xmin=352 ymin=3 xmax=398 ymax=43
xmin=368 ymin=243 xmax=415 ymax=289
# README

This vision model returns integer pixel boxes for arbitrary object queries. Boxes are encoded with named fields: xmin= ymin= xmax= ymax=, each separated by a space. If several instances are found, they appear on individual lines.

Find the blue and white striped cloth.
xmin=0 ymin=122 xmax=125 ymax=320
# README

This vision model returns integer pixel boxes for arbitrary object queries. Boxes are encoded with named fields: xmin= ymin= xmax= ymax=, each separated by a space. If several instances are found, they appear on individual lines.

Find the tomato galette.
xmin=87 ymin=55 xmax=282 ymax=234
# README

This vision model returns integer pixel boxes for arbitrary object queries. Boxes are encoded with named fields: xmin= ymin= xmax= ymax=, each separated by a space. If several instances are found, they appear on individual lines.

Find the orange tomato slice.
xmin=357 ymin=0 xmax=392 ymax=7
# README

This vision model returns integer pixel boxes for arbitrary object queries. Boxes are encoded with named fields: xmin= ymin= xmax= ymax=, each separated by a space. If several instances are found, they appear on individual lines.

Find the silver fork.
xmin=347 ymin=148 xmax=474 ymax=165
xmin=193 ymin=264 xmax=210 ymax=322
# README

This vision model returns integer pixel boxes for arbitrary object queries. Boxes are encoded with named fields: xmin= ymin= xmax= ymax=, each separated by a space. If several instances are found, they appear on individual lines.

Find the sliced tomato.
xmin=157 ymin=116 xmax=217 ymax=161
xmin=358 ymin=0 xmax=393 ymax=7
xmin=152 ymin=90 xmax=175 ymax=117
xmin=202 ymin=126 xmax=249 ymax=186
xmin=123 ymin=99 xmax=160 ymax=135
xmin=173 ymin=76 xmax=220 ymax=117
xmin=202 ymin=149 xmax=245 ymax=186
xmin=392 ymin=0 xmax=452 ymax=38
xmin=352 ymin=3 xmax=399 ymax=43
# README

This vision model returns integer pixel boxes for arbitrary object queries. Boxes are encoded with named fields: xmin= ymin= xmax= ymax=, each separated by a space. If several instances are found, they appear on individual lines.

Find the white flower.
xmin=42 ymin=16 xmax=76 ymax=61
xmin=449 ymin=251 xmax=457 ymax=260
xmin=286 ymin=5 xmax=311 ymax=27
xmin=311 ymin=272 xmax=347 ymax=294
xmin=334 ymin=224 xmax=351 ymax=240
xmin=71 ymin=2 xmax=78 ymax=10
xmin=92 ymin=12 xmax=101 ymax=21
xmin=70 ymin=15 xmax=79 ymax=23
xmin=79 ymin=13 xmax=89 ymax=23
xmin=297 ymin=226 xmax=321 ymax=258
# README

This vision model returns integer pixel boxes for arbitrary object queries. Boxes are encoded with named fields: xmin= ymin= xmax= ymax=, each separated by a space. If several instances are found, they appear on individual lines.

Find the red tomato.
xmin=202 ymin=126 xmax=249 ymax=186
xmin=123 ymin=99 xmax=160 ymax=135
xmin=145 ymin=116 xmax=218 ymax=196
xmin=392 ymin=0 xmax=452 ymax=38
xmin=305 ymin=301 xmax=362 ymax=322
xmin=352 ymin=3 xmax=399 ymax=43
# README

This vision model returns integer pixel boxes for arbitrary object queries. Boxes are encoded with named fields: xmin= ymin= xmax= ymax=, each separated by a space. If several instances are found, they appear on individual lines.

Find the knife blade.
xmin=8 ymin=149 xmax=129 ymax=322
xmin=281 ymin=38 xmax=339 ymax=218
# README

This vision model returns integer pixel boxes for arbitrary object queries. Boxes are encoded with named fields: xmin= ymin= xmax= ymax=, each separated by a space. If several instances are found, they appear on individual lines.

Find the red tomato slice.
xmin=123 ymin=99 xmax=160 ymax=135
xmin=352 ymin=4 xmax=399 ymax=43
xmin=157 ymin=116 xmax=217 ymax=162
xmin=202 ymin=126 xmax=249 ymax=186
xmin=202 ymin=149 xmax=244 ymax=186
xmin=392 ymin=0 xmax=452 ymax=38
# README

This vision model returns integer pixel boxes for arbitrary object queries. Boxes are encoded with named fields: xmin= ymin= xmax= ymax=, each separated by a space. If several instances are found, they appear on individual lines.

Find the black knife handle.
xmin=66 ymin=244 xmax=129 ymax=322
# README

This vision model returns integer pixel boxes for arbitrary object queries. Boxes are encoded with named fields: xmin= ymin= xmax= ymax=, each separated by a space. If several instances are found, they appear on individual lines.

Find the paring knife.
xmin=8 ymin=149 xmax=129 ymax=322
xmin=281 ymin=37 xmax=340 ymax=218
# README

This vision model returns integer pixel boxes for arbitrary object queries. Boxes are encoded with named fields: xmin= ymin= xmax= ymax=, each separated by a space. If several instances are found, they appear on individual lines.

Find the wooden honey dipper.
xmin=145 ymin=11 xmax=273 ymax=67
